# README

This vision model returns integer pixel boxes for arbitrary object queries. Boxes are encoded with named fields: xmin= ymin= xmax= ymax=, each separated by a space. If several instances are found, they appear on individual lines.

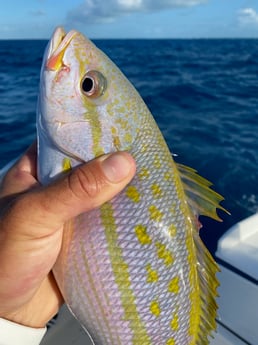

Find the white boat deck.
xmin=216 ymin=213 xmax=258 ymax=280
xmin=213 ymin=213 xmax=258 ymax=345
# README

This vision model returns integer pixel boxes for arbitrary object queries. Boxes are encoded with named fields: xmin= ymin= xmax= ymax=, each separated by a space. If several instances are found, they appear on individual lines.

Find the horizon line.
xmin=1 ymin=36 xmax=258 ymax=41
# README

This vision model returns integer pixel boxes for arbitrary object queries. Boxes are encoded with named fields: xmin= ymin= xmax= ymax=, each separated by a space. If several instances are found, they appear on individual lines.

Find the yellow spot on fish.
xmin=118 ymin=106 xmax=126 ymax=113
xmin=150 ymin=300 xmax=161 ymax=317
xmin=168 ymin=276 xmax=180 ymax=294
xmin=141 ymin=143 xmax=148 ymax=153
xmin=115 ymin=118 xmax=129 ymax=129
xmin=126 ymin=186 xmax=141 ymax=203
xmin=145 ymin=263 xmax=159 ymax=283
xmin=164 ymin=171 xmax=171 ymax=181
xmin=139 ymin=168 xmax=150 ymax=180
xmin=170 ymin=203 xmax=177 ymax=216
xmin=166 ymin=339 xmax=175 ymax=345
xmin=111 ymin=126 xmax=117 ymax=134
xmin=135 ymin=225 xmax=152 ymax=245
xmin=151 ymin=184 xmax=163 ymax=198
xmin=154 ymin=154 xmax=161 ymax=169
xmin=124 ymin=133 xmax=132 ymax=143
xmin=107 ymin=103 xmax=115 ymax=116
xmin=155 ymin=242 xmax=174 ymax=266
xmin=113 ymin=135 xmax=121 ymax=149
xmin=62 ymin=158 xmax=72 ymax=172
xmin=168 ymin=224 xmax=177 ymax=237
xmin=170 ymin=312 xmax=179 ymax=331
xmin=149 ymin=205 xmax=164 ymax=222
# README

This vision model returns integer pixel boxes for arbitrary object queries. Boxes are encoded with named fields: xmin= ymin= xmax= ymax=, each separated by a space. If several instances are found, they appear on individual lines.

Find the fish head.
xmin=37 ymin=27 xmax=145 ymax=183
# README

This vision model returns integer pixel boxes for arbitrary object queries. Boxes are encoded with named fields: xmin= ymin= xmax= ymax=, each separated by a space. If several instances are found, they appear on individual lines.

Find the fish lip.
xmin=46 ymin=27 xmax=78 ymax=70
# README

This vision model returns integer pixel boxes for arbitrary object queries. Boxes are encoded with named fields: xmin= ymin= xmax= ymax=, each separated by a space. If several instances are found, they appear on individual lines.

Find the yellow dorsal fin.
xmin=176 ymin=163 xmax=229 ymax=343
xmin=177 ymin=163 xmax=230 ymax=222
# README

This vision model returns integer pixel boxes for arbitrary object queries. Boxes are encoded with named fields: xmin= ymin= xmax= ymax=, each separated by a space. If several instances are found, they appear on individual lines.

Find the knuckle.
xmin=68 ymin=164 xmax=106 ymax=200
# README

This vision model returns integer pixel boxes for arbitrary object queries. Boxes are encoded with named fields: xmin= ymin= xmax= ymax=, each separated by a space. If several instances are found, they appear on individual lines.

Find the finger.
xmin=4 ymin=152 xmax=136 ymax=239
xmin=16 ymin=140 xmax=37 ymax=177
xmin=0 ymin=141 xmax=38 ymax=197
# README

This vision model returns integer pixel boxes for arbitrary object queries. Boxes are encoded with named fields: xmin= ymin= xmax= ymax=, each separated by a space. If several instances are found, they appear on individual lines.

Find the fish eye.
xmin=81 ymin=70 xmax=107 ymax=98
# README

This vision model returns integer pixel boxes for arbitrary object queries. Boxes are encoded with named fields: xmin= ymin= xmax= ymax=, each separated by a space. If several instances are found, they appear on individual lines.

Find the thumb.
xmin=4 ymin=152 xmax=136 ymax=240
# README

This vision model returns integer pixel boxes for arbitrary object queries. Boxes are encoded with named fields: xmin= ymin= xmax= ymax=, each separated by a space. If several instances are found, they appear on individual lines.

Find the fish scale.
xmin=37 ymin=27 xmax=228 ymax=344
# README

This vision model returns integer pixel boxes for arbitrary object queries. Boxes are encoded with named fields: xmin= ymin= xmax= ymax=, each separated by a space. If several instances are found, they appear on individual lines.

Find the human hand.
xmin=0 ymin=142 xmax=136 ymax=328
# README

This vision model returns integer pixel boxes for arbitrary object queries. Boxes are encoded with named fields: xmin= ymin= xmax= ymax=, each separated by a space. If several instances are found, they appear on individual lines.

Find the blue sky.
xmin=1 ymin=0 xmax=258 ymax=39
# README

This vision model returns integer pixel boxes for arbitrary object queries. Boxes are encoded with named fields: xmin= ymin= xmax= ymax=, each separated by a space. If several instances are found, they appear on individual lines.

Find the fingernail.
xmin=101 ymin=153 xmax=133 ymax=183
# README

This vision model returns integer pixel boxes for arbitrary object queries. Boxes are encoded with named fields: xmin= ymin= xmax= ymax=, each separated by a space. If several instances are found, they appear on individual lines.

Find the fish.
xmin=37 ymin=27 xmax=228 ymax=345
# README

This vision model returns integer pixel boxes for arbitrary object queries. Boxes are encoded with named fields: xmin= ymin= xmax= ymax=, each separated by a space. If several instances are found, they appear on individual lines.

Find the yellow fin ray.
xmin=193 ymin=231 xmax=219 ymax=344
xmin=177 ymin=163 xmax=229 ymax=221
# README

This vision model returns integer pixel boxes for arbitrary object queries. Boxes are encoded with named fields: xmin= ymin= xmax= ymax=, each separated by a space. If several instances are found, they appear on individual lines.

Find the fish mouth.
xmin=46 ymin=27 xmax=77 ymax=71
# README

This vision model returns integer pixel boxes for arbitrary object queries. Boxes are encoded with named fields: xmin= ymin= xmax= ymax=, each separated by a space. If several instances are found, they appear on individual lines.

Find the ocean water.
xmin=0 ymin=38 xmax=258 ymax=254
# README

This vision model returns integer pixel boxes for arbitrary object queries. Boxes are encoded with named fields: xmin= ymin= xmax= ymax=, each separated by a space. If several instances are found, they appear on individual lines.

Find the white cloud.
xmin=117 ymin=0 xmax=143 ymax=9
xmin=238 ymin=8 xmax=258 ymax=27
xmin=66 ymin=0 xmax=207 ymax=25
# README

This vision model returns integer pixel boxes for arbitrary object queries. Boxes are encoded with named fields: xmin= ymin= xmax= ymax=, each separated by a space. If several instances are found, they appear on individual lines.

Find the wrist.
xmin=0 ymin=274 xmax=63 ymax=328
